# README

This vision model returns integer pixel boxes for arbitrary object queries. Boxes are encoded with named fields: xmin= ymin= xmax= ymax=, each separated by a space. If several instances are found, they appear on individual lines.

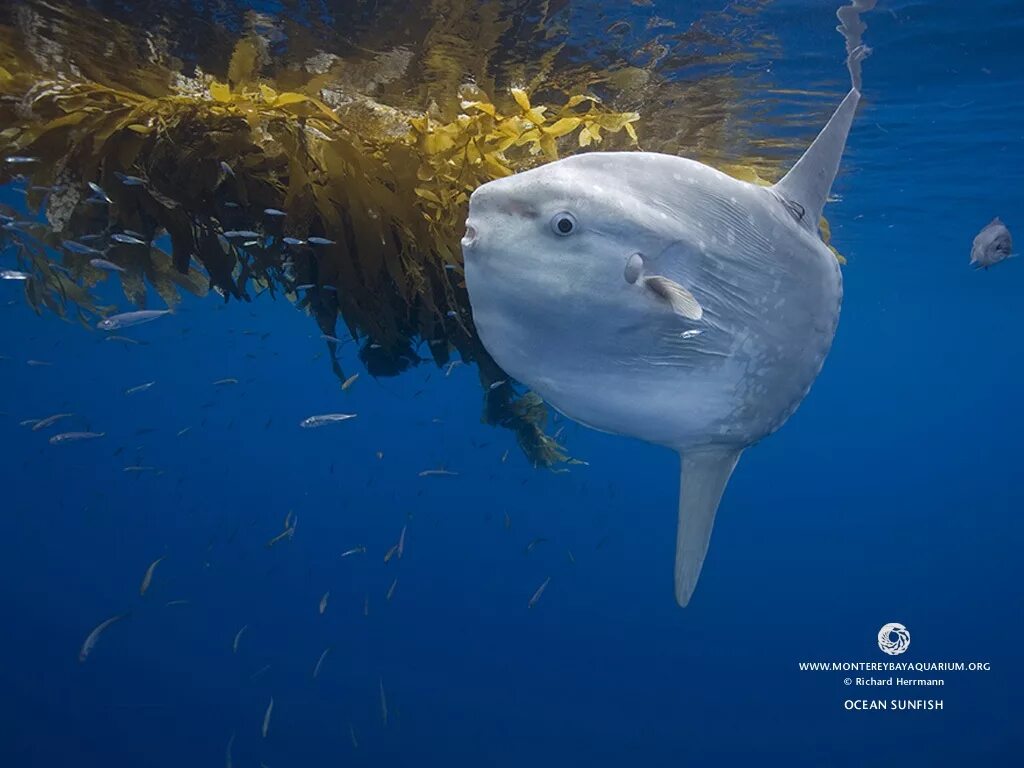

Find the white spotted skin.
xmin=463 ymin=151 xmax=842 ymax=452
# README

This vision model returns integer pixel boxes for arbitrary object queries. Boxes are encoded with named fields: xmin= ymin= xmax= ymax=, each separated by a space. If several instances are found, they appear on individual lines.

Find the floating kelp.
xmin=0 ymin=0 xmax=843 ymax=466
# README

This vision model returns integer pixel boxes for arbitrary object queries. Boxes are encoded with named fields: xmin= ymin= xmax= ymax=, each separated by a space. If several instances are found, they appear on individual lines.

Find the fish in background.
xmin=970 ymin=218 xmax=1014 ymax=270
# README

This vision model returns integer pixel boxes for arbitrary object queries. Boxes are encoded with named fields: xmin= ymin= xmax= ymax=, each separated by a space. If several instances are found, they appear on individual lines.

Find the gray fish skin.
xmin=97 ymin=309 xmax=171 ymax=331
xmin=970 ymin=218 xmax=1013 ymax=269
xmin=464 ymin=47 xmax=868 ymax=607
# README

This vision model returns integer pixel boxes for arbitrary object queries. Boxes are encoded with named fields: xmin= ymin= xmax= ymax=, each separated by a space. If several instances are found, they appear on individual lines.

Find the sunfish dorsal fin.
xmin=674 ymin=448 xmax=742 ymax=607
xmin=772 ymin=46 xmax=869 ymax=232
xmin=772 ymin=88 xmax=860 ymax=232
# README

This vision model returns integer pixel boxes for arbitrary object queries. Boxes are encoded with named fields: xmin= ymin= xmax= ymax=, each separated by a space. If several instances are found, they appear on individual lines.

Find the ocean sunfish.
xmin=970 ymin=218 xmax=1013 ymax=270
xmin=463 ymin=54 xmax=870 ymax=607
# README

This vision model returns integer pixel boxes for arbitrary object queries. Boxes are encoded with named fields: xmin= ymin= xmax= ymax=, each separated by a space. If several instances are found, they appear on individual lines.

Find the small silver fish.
xmin=525 ymin=537 xmax=548 ymax=554
xmin=233 ymin=625 xmax=248 ymax=653
xmin=319 ymin=591 xmax=329 ymax=614
xmin=115 ymin=173 xmax=146 ymax=186
xmin=386 ymin=578 xmax=398 ymax=601
xmin=213 ymin=378 xmax=239 ymax=386
xmin=308 ymin=236 xmax=336 ymax=246
xmin=341 ymin=373 xmax=359 ymax=391
xmin=90 ymin=258 xmax=126 ymax=272
xmin=379 ymin=678 xmax=388 ymax=725
xmin=98 ymin=309 xmax=171 ymax=331
xmin=50 ymin=431 xmax=104 ymax=444
xmin=680 ymin=329 xmax=703 ymax=339
xmin=299 ymin=413 xmax=357 ymax=428
xmin=444 ymin=360 xmax=463 ymax=377
xmin=971 ymin=217 xmax=1014 ymax=269
xmin=265 ymin=523 xmax=296 ymax=548
xmin=488 ymin=380 xmax=507 ymax=390
xmin=397 ymin=525 xmax=407 ymax=559
xmin=62 ymin=240 xmax=102 ymax=255
xmin=32 ymin=412 xmax=73 ymax=431
xmin=224 ymin=230 xmax=259 ymax=239
xmin=312 ymin=647 xmax=331 ymax=678
xmin=139 ymin=556 xmax=165 ymax=596
xmin=4 ymin=156 xmax=39 ymax=164
xmin=418 ymin=468 xmax=458 ymax=477
xmin=264 ymin=208 xmax=286 ymax=217
xmin=79 ymin=612 xmax=128 ymax=661
xmin=111 ymin=233 xmax=146 ymax=246
xmin=220 ymin=161 xmax=235 ymax=178
xmin=283 ymin=237 xmax=306 ymax=246
xmin=125 ymin=381 xmax=156 ymax=395
xmin=340 ymin=546 xmax=366 ymax=558
xmin=105 ymin=335 xmax=139 ymax=344
xmin=250 ymin=664 xmax=271 ymax=680
xmin=88 ymin=181 xmax=112 ymax=203
xmin=262 ymin=696 xmax=274 ymax=739
xmin=176 ymin=426 xmax=191 ymax=437
xmin=0 ymin=269 xmax=30 ymax=280
xmin=528 ymin=577 xmax=551 ymax=608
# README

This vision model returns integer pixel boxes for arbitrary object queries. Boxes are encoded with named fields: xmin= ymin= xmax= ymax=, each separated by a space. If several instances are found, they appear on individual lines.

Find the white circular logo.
xmin=877 ymin=623 xmax=910 ymax=655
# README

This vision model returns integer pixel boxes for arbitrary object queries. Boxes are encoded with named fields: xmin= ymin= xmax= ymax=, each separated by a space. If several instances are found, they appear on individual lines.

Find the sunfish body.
xmin=463 ymin=61 xmax=867 ymax=607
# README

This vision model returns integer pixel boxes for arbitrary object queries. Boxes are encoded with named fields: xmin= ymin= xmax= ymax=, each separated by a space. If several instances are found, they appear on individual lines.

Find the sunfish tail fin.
xmin=674 ymin=447 xmax=742 ymax=607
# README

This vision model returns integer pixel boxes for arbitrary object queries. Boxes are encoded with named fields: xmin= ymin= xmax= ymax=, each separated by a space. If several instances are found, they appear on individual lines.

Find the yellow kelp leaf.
xmin=260 ymin=84 xmax=279 ymax=102
xmin=510 ymin=88 xmax=531 ymax=112
xmin=624 ymin=122 xmax=638 ymax=142
xmin=464 ymin=101 xmax=497 ymax=117
xmin=228 ymin=38 xmax=260 ymax=87
xmin=125 ymin=123 xmax=151 ymax=134
xmin=209 ymin=81 xmax=231 ymax=102
xmin=542 ymin=117 xmax=581 ymax=138
xmin=538 ymin=133 xmax=557 ymax=160
xmin=414 ymin=187 xmax=442 ymax=204
xmin=593 ymin=112 xmax=640 ymax=132
xmin=565 ymin=94 xmax=598 ymax=108
xmin=273 ymin=92 xmax=310 ymax=108
xmin=819 ymin=217 xmax=847 ymax=264
xmin=523 ymin=107 xmax=547 ymax=125
xmin=578 ymin=124 xmax=602 ymax=146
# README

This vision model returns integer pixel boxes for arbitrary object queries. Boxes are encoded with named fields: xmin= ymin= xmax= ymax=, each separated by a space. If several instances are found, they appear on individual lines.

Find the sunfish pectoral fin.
xmin=674 ymin=447 xmax=742 ymax=607
xmin=642 ymin=275 xmax=703 ymax=321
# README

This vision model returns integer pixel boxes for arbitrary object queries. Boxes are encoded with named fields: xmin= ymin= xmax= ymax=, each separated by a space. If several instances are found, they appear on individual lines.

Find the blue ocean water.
xmin=1 ymin=1 xmax=1022 ymax=766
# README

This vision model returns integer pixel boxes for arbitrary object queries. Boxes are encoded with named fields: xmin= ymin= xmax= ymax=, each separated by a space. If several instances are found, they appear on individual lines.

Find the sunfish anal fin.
xmin=674 ymin=447 xmax=742 ymax=607
xmin=643 ymin=275 xmax=703 ymax=321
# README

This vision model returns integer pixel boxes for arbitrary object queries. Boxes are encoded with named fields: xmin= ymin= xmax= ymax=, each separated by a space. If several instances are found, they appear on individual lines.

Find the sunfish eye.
xmin=550 ymin=211 xmax=577 ymax=236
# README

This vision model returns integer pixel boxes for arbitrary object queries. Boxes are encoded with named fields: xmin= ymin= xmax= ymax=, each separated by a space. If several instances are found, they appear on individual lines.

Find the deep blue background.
xmin=1 ymin=1 xmax=1022 ymax=766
